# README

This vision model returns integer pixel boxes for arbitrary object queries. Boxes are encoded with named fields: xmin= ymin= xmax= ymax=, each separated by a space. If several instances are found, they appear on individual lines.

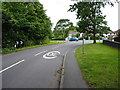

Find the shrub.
xmin=24 ymin=40 xmax=35 ymax=46
xmin=2 ymin=47 xmax=15 ymax=53
xmin=75 ymin=33 xmax=80 ymax=38
xmin=34 ymin=40 xmax=41 ymax=45
xmin=114 ymin=37 xmax=120 ymax=42
xmin=52 ymin=38 xmax=65 ymax=40
xmin=41 ymin=36 xmax=50 ymax=44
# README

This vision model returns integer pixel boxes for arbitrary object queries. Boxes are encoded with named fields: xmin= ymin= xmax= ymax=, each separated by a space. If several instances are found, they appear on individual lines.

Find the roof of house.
xmin=114 ymin=29 xmax=120 ymax=33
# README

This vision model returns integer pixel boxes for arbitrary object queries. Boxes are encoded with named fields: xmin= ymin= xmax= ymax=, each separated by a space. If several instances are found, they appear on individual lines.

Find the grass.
xmin=75 ymin=43 xmax=119 ymax=88
xmin=2 ymin=41 xmax=65 ymax=55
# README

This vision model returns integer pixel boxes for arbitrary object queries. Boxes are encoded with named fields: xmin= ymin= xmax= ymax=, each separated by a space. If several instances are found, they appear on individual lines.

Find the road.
xmin=1 ymin=40 xmax=98 ymax=89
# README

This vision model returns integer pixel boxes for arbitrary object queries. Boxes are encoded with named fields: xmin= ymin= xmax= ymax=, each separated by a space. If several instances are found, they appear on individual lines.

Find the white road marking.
xmin=43 ymin=51 xmax=60 ymax=59
xmin=0 ymin=59 xmax=25 ymax=73
xmin=35 ymin=50 xmax=48 ymax=56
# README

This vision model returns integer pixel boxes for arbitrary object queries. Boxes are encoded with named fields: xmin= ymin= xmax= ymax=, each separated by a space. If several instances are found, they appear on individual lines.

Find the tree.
xmin=2 ymin=2 xmax=52 ymax=48
xmin=68 ymin=1 xmax=113 ymax=43
xmin=53 ymin=19 xmax=73 ymax=39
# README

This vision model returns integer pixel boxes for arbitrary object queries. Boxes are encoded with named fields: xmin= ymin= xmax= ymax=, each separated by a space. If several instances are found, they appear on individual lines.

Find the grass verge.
xmin=75 ymin=43 xmax=119 ymax=88
xmin=2 ymin=41 xmax=65 ymax=55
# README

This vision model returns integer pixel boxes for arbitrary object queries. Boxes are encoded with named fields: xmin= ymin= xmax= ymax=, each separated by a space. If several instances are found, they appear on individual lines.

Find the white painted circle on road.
xmin=43 ymin=51 xmax=60 ymax=59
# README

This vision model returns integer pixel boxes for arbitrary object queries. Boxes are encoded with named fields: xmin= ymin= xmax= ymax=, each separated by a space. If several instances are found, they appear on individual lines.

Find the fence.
xmin=103 ymin=40 xmax=120 ymax=50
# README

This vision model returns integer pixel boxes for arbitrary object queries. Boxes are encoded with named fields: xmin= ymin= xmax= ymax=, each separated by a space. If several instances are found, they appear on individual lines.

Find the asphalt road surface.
xmin=1 ymin=40 xmax=99 ymax=89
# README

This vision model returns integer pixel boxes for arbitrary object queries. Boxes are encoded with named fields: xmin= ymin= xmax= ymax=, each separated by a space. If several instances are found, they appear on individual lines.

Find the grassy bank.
xmin=2 ymin=41 xmax=65 ymax=54
xmin=75 ymin=43 xmax=119 ymax=88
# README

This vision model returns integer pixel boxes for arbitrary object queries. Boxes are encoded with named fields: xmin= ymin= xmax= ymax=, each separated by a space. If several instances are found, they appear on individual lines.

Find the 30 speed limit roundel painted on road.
xmin=43 ymin=51 xmax=60 ymax=59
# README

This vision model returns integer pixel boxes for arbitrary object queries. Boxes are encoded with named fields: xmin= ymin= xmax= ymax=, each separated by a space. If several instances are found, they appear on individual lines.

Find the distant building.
xmin=68 ymin=31 xmax=79 ymax=39
xmin=103 ymin=31 xmax=116 ymax=38
xmin=114 ymin=29 xmax=120 ymax=37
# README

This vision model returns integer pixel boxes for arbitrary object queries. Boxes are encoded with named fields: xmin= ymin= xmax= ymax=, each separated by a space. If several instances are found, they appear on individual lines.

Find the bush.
xmin=2 ymin=47 xmax=15 ymax=53
xmin=114 ymin=37 xmax=120 ymax=42
xmin=24 ymin=40 xmax=35 ymax=46
xmin=75 ymin=33 xmax=80 ymax=38
xmin=52 ymin=38 xmax=65 ymax=40
xmin=34 ymin=40 xmax=41 ymax=45
xmin=42 ymin=36 xmax=50 ymax=44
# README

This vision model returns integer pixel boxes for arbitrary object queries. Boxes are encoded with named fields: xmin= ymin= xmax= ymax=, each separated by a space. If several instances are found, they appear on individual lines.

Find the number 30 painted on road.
xmin=43 ymin=51 xmax=60 ymax=59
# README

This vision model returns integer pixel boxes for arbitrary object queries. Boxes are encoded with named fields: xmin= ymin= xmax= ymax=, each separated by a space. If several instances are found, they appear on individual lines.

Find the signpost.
xmin=82 ymin=33 xmax=85 ymax=55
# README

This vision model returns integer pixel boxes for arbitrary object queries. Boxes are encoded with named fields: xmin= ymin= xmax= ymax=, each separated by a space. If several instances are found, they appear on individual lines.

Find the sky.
xmin=39 ymin=0 xmax=118 ymax=31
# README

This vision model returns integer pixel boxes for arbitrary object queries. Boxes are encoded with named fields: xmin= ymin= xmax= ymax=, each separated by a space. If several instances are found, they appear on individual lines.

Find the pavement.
xmin=63 ymin=44 xmax=88 ymax=88
xmin=1 ymin=40 xmax=97 ymax=89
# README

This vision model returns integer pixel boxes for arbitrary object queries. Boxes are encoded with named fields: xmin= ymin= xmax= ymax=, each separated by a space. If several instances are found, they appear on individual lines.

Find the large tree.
xmin=69 ymin=1 xmax=113 ymax=43
xmin=53 ymin=19 xmax=73 ymax=39
xmin=2 ymin=2 xmax=52 ymax=48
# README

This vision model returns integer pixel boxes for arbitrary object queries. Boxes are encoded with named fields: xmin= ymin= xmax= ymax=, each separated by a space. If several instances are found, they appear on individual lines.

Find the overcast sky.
xmin=39 ymin=0 xmax=118 ymax=31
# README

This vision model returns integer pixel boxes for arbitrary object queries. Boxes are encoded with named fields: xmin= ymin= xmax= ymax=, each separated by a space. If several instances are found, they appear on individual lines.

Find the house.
xmin=68 ymin=31 xmax=79 ymax=39
xmin=114 ymin=29 xmax=120 ymax=37
xmin=103 ymin=31 xmax=116 ymax=38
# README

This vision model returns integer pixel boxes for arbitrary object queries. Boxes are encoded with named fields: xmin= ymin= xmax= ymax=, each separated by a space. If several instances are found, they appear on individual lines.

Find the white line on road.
xmin=0 ymin=59 xmax=25 ymax=73
xmin=34 ymin=50 xmax=48 ymax=56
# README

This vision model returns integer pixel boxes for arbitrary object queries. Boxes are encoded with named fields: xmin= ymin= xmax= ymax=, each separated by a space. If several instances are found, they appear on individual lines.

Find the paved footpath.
xmin=63 ymin=43 xmax=88 ymax=88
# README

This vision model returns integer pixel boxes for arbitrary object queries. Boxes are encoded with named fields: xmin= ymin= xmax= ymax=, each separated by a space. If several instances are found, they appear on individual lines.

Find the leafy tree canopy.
xmin=68 ymin=1 xmax=113 ymax=43
xmin=53 ymin=19 xmax=73 ymax=39
xmin=2 ymin=2 xmax=52 ymax=48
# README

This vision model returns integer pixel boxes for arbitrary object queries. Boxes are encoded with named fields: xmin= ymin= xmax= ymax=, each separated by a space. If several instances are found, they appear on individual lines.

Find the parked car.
xmin=69 ymin=38 xmax=78 ymax=41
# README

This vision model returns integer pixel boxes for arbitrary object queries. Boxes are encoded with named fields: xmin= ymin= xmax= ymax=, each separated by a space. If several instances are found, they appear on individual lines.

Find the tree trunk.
xmin=93 ymin=31 xmax=96 ymax=43
xmin=93 ymin=2 xmax=96 ymax=44
xmin=62 ymin=30 xmax=64 ymax=38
